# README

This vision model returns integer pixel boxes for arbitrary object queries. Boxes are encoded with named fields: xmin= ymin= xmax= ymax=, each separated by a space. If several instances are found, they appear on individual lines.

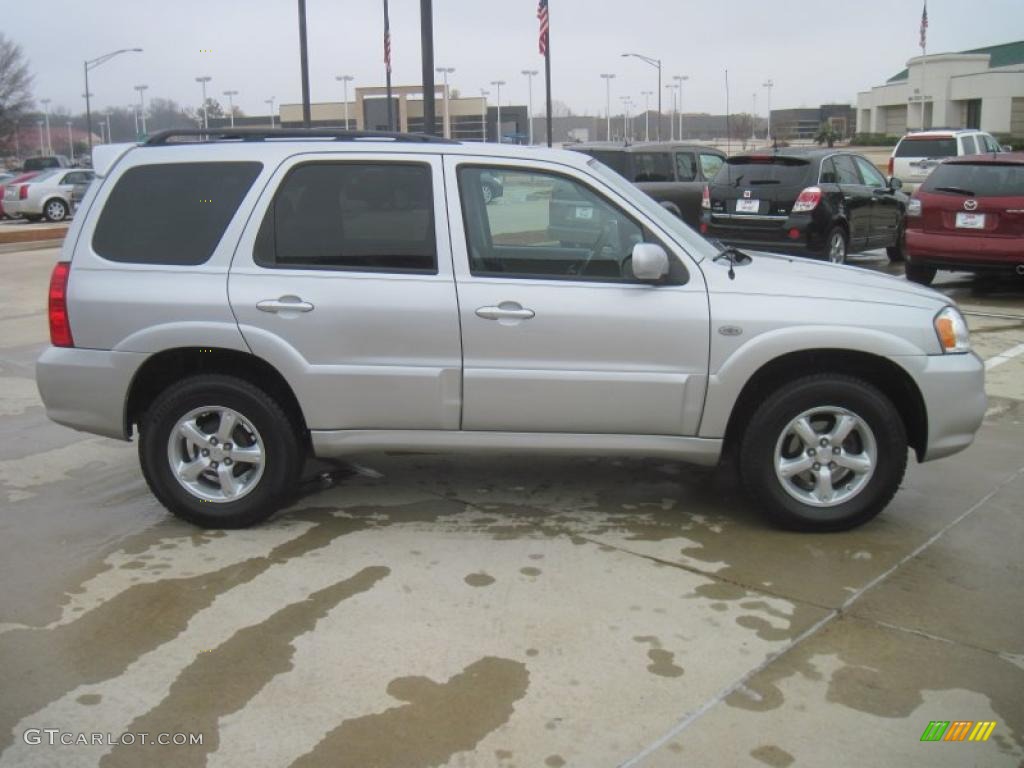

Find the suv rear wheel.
xmin=905 ymin=262 xmax=936 ymax=286
xmin=824 ymin=226 xmax=848 ymax=264
xmin=739 ymin=374 xmax=907 ymax=531
xmin=139 ymin=374 xmax=302 ymax=528
xmin=43 ymin=198 xmax=68 ymax=222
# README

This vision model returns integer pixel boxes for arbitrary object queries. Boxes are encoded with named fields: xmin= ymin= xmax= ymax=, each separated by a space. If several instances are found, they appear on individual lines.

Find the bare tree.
xmin=0 ymin=34 xmax=34 ymax=154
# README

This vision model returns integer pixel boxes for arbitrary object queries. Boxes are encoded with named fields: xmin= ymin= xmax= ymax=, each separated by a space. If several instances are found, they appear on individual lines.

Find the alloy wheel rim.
xmin=828 ymin=233 xmax=845 ymax=263
xmin=773 ymin=406 xmax=877 ymax=510
xmin=166 ymin=406 xmax=265 ymax=503
xmin=47 ymin=201 xmax=66 ymax=220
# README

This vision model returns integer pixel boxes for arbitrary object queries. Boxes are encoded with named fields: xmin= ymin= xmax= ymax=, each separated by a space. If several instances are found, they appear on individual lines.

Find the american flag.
xmin=383 ymin=0 xmax=392 ymax=73
xmin=537 ymin=0 xmax=549 ymax=56
xmin=919 ymin=1 xmax=928 ymax=51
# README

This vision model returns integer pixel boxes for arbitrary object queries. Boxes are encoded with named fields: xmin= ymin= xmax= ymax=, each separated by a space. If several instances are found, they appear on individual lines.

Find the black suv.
xmin=700 ymin=149 xmax=909 ymax=264
xmin=568 ymin=142 xmax=726 ymax=227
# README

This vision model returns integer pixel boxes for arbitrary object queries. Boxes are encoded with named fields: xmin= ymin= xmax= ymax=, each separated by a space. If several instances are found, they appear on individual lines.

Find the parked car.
xmin=567 ymin=142 xmax=726 ymax=227
xmin=889 ymin=129 xmax=1005 ymax=192
xmin=36 ymin=128 xmax=984 ymax=532
xmin=23 ymin=154 xmax=73 ymax=172
xmin=904 ymin=152 xmax=1024 ymax=285
xmin=2 ymin=168 xmax=95 ymax=222
xmin=700 ymin=149 xmax=909 ymax=264
xmin=0 ymin=171 xmax=39 ymax=220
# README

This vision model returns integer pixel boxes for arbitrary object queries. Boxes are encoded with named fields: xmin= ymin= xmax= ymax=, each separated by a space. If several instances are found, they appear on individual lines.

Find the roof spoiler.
xmin=91 ymin=143 xmax=136 ymax=178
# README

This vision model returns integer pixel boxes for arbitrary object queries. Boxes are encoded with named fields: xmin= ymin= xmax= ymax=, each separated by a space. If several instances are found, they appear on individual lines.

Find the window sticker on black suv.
xmin=254 ymin=162 xmax=437 ymax=274
xmin=93 ymin=162 xmax=263 ymax=266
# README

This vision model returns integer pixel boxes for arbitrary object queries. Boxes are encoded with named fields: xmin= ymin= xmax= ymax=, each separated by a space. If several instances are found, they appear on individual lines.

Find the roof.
xmin=568 ymin=141 xmax=721 ymax=154
xmin=946 ymin=151 xmax=1024 ymax=165
xmin=729 ymin=148 xmax=849 ymax=160
xmin=901 ymin=129 xmax=985 ymax=137
xmin=887 ymin=39 xmax=1024 ymax=82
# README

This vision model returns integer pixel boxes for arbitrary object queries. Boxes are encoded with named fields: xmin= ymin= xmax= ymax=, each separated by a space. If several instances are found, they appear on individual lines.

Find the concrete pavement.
xmin=0 ymin=246 xmax=1022 ymax=767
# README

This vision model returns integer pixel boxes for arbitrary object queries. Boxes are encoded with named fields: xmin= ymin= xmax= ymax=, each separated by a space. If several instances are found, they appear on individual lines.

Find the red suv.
xmin=904 ymin=153 xmax=1024 ymax=285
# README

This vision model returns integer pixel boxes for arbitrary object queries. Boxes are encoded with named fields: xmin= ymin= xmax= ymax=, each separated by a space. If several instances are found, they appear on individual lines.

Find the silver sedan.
xmin=2 ymin=168 xmax=95 ymax=222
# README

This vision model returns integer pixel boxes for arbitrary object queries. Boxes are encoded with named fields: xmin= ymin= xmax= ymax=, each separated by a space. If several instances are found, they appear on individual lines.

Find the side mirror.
xmin=631 ymin=243 xmax=670 ymax=282
xmin=1001 ymin=145 xmax=1014 ymax=153
xmin=889 ymin=177 xmax=903 ymax=191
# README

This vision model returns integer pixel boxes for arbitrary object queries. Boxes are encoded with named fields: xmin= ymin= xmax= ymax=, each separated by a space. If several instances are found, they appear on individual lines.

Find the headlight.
xmin=934 ymin=306 xmax=971 ymax=353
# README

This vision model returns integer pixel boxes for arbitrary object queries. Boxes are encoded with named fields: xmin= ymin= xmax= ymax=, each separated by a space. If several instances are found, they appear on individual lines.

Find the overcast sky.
xmin=7 ymin=0 xmax=1024 ymax=119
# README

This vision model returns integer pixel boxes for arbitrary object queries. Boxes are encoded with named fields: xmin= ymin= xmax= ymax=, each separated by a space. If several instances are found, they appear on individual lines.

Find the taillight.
xmin=18 ymin=185 xmax=28 ymax=200
xmin=792 ymin=186 xmax=822 ymax=213
xmin=701 ymin=185 xmax=710 ymax=210
xmin=887 ymin=157 xmax=894 ymax=177
xmin=906 ymin=199 xmax=922 ymax=217
xmin=48 ymin=261 xmax=74 ymax=347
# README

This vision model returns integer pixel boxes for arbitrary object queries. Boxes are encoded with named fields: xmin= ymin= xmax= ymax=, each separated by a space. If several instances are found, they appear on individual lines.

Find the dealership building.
xmin=856 ymin=40 xmax=1024 ymax=136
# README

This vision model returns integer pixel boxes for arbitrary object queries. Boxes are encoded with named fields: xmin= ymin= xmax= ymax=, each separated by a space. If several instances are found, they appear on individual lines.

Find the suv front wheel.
xmin=139 ymin=374 xmax=302 ymax=528
xmin=739 ymin=374 xmax=907 ymax=531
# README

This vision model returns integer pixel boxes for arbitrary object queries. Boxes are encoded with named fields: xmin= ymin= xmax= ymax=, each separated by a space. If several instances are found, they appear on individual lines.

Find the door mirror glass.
xmin=630 ymin=243 xmax=669 ymax=281
xmin=889 ymin=176 xmax=903 ymax=191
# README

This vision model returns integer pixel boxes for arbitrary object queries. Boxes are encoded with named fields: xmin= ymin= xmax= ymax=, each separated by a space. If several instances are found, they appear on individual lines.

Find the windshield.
xmin=587 ymin=158 xmax=716 ymax=263
xmin=922 ymin=162 xmax=1024 ymax=197
xmin=895 ymin=137 xmax=957 ymax=158
xmin=714 ymin=156 xmax=811 ymax=187
xmin=631 ymin=153 xmax=674 ymax=182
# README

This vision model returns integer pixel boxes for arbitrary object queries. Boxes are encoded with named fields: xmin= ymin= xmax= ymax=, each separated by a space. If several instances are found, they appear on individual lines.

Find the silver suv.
xmin=37 ymin=128 xmax=986 ymax=531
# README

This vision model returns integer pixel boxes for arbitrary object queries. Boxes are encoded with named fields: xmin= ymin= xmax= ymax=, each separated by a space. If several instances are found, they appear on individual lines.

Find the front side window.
xmin=93 ymin=162 xmax=263 ymax=265
xmin=699 ymin=153 xmax=724 ymax=181
xmin=254 ymin=162 xmax=436 ymax=273
xmin=854 ymin=156 xmax=887 ymax=188
xmin=631 ymin=153 xmax=674 ymax=182
xmin=458 ymin=166 xmax=663 ymax=282
xmin=675 ymin=153 xmax=698 ymax=182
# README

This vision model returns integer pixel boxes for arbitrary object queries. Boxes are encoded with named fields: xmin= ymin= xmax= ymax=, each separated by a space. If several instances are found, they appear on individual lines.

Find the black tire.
xmin=823 ymin=226 xmax=848 ymax=264
xmin=139 ymin=374 xmax=302 ymax=528
xmin=739 ymin=374 xmax=907 ymax=532
xmin=886 ymin=224 xmax=906 ymax=262
xmin=482 ymin=184 xmax=494 ymax=205
xmin=905 ymin=262 xmax=936 ymax=286
xmin=43 ymin=198 xmax=68 ymax=222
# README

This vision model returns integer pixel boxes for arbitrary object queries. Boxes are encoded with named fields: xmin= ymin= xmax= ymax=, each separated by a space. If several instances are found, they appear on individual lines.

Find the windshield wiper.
xmin=934 ymin=186 xmax=975 ymax=196
xmin=713 ymin=246 xmax=752 ymax=280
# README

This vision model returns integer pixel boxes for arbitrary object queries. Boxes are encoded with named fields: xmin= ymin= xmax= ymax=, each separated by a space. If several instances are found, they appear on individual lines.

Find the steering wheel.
xmin=571 ymin=218 xmax=614 ymax=277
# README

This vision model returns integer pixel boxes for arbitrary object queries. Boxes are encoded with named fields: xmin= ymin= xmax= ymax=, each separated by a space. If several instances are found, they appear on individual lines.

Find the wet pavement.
xmin=1 ymin=246 xmax=1022 ymax=767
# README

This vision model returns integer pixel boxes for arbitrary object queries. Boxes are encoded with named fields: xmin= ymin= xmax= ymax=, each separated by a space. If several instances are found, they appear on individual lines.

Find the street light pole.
xmin=132 ymin=102 xmax=139 ymax=137
xmin=335 ymin=75 xmax=354 ymax=129
xmin=436 ymin=67 xmax=455 ymax=138
xmin=622 ymin=53 xmax=662 ymax=141
xmin=641 ymin=90 xmax=652 ymax=141
xmin=223 ymin=90 xmax=238 ymax=128
xmin=266 ymin=98 xmax=276 ymax=128
xmin=600 ymin=73 xmax=615 ymax=140
xmin=762 ymin=79 xmax=774 ymax=143
xmin=752 ymin=92 xmax=758 ymax=141
xmin=37 ymin=121 xmax=44 ymax=155
xmin=491 ymin=80 xmax=505 ymax=143
xmin=664 ymin=84 xmax=677 ymax=140
xmin=620 ymin=96 xmax=632 ymax=141
xmin=66 ymin=121 xmax=74 ymax=162
xmin=134 ymin=84 xmax=148 ymax=136
xmin=674 ymin=75 xmax=688 ymax=140
xmin=522 ymin=69 xmax=538 ymax=145
xmin=40 ymin=99 xmax=52 ymax=155
xmin=479 ymin=89 xmax=489 ymax=141
xmin=83 ymin=48 xmax=142 ymax=157
xmin=195 ymin=76 xmax=212 ymax=129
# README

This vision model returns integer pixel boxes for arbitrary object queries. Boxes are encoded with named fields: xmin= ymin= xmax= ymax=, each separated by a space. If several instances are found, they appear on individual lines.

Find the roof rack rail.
xmin=143 ymin=128 xmax=458 ymax=146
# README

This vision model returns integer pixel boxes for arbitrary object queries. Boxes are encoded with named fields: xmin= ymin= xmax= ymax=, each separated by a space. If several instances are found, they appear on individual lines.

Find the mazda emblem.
xmin=964 ymin=199 xmax=978 ymax=211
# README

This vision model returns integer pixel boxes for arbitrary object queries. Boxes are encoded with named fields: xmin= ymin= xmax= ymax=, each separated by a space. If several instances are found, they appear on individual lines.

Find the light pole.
xmin=620 ymin=96 xmax=632 ymax=141
xmin=131 ymin=102 xmax=139 ymax=137
xmin=664 ymin=84 xmax=677 ymax=140
xmin=266 ymin=98 xmax=276 ymax=128
xmin=196 ymin=76 xmax=212 ymax=129
xmin=223 ymin=90 xmax=238 ymax=128
xmin=66 ymin=121 xmax=74 ymax=162
xmin=522 ymin=69 xmax=538 ymax=145
xmin=490 ymin=80 xmax=505 ymax=143
xmin=37 ymin=120 xmax=44 ymax=154
xmin=600 ymin=73 xmax=615 ymax=140
xmin=40 ymin=98 xmax=52 ymax=155
xmin=752 ymin=92 xmax=758 ymax=141
xmin=762 ymin=79 xmax=774 ymax=143
xmin=479 ymin=89 xmax=489 ymax=141
xmin=134 ymin=84 xmax=148 ymax=136
xmin=335 ymin=75 xmax=354 ymax=129
xmin=640 ymin=90 xmax=653 ymax=141
xmin=436 ymin=67 xmax=455 ymax=138
xmin=622 ymin=53 xmax=662 ymax=141
xmin=674 ymin=75 xmax=688 ymax=141
xmin=83 ymin=48 xmax=142 ymax=156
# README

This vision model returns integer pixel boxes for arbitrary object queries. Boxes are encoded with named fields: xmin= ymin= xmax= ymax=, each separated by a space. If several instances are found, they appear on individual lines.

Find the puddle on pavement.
xmin=465 ymin=572 xmax=496 ymax=587
xmin=99 ymin=566 xmax=389 ymax=768
xmin=633 ymin=636 xmax=685 ymax=678
xmin=289 ymin=656 xmax=529 ymax=768
xmin=750 ymin=744 xmax=795 ymax=767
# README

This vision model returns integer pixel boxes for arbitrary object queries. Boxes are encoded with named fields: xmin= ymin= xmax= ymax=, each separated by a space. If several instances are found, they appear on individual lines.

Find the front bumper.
xmin=898 ymin=351 xmax=986 ymax=462
xmin=36 ymin=347 xmax=148 ymax=440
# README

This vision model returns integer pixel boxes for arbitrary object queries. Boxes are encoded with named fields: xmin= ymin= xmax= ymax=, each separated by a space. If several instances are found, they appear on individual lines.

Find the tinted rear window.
xmin=895 ymin=138 xmax=957 ymax=158
xmin=579 ymin=150 xmax=629 ymax=177
xmin=713 ymin=156 xmax=811 ymax=186
xmin=922 ymin=162 xmax=1024 ymax=197
xmin=93 ymin=162 xmax=262 ymax=265
xmin=23 ymin=157 xmax=57 ymax=171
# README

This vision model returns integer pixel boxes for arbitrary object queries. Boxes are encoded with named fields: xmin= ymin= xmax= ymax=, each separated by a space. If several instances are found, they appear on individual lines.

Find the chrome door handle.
xmin=475 ymin=304 xmax=535 ymax=321
xmin=257 ymin=297 xmax=315 ymax=313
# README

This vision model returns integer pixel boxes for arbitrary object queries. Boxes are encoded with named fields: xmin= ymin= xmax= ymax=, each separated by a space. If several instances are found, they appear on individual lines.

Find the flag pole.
xmin=538 ymin=0 xmax=552 ymax=146
xmin=420 ymin=0 xmax=436 ymax=136
xmin=384 ymin=0 xmax=394 ymax=131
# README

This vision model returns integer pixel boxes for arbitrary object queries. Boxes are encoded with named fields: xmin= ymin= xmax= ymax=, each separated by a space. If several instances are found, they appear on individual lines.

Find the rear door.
xmin=444 ymin=156 xmax=710 ymax=436
xmin=228 ymin=153 xmax=463 ymax=431
xmin=893 ymin=136 xmax=957 ymax=185
xmin=833 ymin=154 xmax=872 ymax=249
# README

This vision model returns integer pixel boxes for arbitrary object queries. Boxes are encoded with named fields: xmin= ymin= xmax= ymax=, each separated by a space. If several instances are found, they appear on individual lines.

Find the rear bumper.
xmin=700 ymin=213 xmax=826 ymax=254
xmin=906 ymin=230 xmax=1024 ymax=272
xmin=36 ymin=347 xmax=148 ymax=440
xmin=900 ymin=351 xmax=986 ymax=462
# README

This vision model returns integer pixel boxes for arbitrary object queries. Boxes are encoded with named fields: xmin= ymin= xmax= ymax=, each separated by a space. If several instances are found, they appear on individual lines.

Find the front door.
xmin=444 ymin=157 xmax=710 ymax=436
xmin=228 ymin=153 xmax=462 ymax=431
xmin=833 ymin=154 xmax=872 ymax=250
